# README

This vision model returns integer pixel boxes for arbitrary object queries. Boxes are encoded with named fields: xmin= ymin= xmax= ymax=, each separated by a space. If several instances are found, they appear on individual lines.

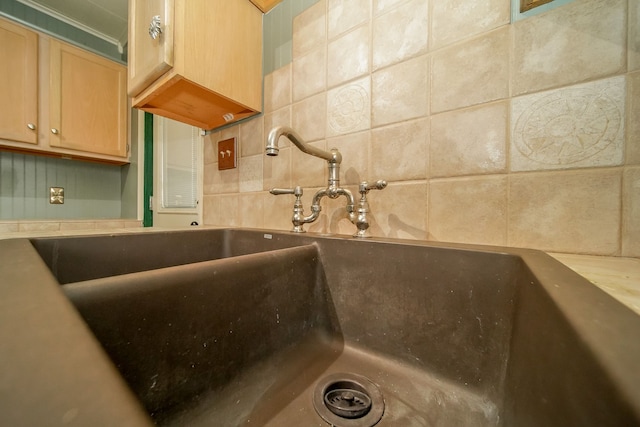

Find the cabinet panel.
xmin=0 ymin=19 xmax=38 ymax=145
xmin=128 ymin=0 xmax=174 ymax=97
xmin=49 ymin=40 xmax=128 ymax=158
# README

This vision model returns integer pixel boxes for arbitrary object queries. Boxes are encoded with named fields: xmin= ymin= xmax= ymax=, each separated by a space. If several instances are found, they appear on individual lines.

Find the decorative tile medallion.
xmin=328 ymin=80 xmax=370 ymax=135
xmin=511 ymin=76 xmax=625 ymax=171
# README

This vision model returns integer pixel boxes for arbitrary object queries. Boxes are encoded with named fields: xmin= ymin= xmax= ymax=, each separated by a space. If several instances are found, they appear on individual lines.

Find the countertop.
xmin=549 ymin=253 xmax=640 ymax=316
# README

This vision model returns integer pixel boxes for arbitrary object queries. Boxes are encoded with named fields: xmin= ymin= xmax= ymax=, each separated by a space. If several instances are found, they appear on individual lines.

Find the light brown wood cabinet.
xmin=0 ymin=17 xmax=129 ymax=164
xmin=0 ymin=18 xmax=38 ymax=146
xmin=128 ymin=0 xmax=263 ymax=130
xmin=47 ymin=40 xmax=128 ymax=159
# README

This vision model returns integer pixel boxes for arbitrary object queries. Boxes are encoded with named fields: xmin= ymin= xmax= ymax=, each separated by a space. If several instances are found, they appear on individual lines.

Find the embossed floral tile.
xmin=510 ymin=76 xmax=625 ymax=172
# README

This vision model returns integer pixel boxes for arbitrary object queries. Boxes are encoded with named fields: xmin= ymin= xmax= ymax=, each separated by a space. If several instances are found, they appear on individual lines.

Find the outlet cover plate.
xmin=218 ymin=138 xmax=237 ymax=170
xmin=50 ymin=187 xmax=64 ymax=204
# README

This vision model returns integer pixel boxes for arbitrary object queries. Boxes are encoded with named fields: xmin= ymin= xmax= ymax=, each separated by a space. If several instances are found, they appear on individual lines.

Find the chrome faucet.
xmin=266 ymin=126 xmax=387 ymax=237
xmin=266 ymin=126 xmax=355 ymax=231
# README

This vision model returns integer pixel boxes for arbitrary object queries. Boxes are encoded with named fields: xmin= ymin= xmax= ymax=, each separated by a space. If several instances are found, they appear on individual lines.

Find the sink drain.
xmin=325 ymin=388 xmax=372 ymax=418
xmin=313 ymin=373 xmax=384 ymax=427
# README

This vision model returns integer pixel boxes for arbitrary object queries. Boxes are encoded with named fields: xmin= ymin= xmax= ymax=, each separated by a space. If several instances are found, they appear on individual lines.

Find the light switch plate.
xmin=218 ymin=137 xmax=237 ymax=170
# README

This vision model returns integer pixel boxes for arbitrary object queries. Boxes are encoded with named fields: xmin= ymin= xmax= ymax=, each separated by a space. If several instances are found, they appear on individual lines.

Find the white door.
xmin=153 ymin=116 xmax=202 ymax=227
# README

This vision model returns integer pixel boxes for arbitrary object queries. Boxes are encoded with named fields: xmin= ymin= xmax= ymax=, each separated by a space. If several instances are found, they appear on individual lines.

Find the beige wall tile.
xmin=292 ymin=92 xmax=327 ymax=141
xmin=328 ymin=0 xmax=370 ymax=39
xmin=202 ymin=195 xmax=239 ymax=226
xmin=202 ymin=196 xmax=215 ymax=225
xmin=429 ymin=176 xmax=508 ymax=246
xmin=431 ymin=101 xmax=507 ymax=177
xmin=293 ymin=0 xmax=326 ymax=58
xmin=59 ymin=222 xmax=97 ymax=231
xmin=371 ymin=118 xmax=429 ymax=181
xmin=508 ymin=170 xmax=621 ymax=255
xmin=431 ymin=27 xmax=509 ymax=114
xmin=430 ymin=0 xmax=509 ymax=50
xmin=512 ymin=0 xmax=626 ymax=96
xmin=96 ymin=221 xmax=126 ymax=230
xmin=263 ymin=147 xmax=291 ymax=191
xmin=327 ymin=76 xmax=371 ymax=138
xmin=622 ymin=167 xmax=640 ymax=257
xmin=327 ymin=24 xmax=370 ymax=88
xmin=631 ymin=0 xmax=640 ymax=71
xmin=239 ymin=115 xmax=264 ymax=157
xmin=200 ymin=0 xmax=638 ymax=261
xmin=239 ymin=193 xmax=264 ymax=228
xmin=18 ymin=222 xmax=60 ymax=232
xmin=374 ymin=0 xmax=410 ymax=16
xmin=219 ymin=123 xmax=239 ymax=142
xmin=628 ymin=71 xmax=640 ymax=165
xmin=203 ymin=132 xmax=219 ymax=165
xmin=328 ymin=131 xmax=370 ymax=185
xmin=239 ymin=155 xmax=264 ymax=193
xmin=264 ymin=64 xmax=291 ymax=113
xmin=293 ymin=46 xmax=327 ymax=102
xmin=263 ymin=191 xmax=298 ymax=231
xmin=511 ymin=76 xmax=625 ymax=172
xmin=372 ymin=54 xmax=429 ymax=127
xmin=370 ymin=181 xmax=429 ymax=240
xmin=291 ymin=140 xmax=328 ymax=188
xmin=203 ymin=163 xmax=239 ymax=195
xmin=372 ymin=0 xmax=428 ymax=71
xmin=0 ymin=222 xmax=19 ymax=233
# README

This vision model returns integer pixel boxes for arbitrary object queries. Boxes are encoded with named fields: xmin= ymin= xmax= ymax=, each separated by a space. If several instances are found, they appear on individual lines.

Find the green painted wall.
xmin=263 ymin=0 xmax=320 ymax=75
xmin=0 ymin=152 xmax=123 ymax=220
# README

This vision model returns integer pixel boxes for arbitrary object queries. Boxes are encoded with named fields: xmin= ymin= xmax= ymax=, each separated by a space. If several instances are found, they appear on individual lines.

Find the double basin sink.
xmin=1 ymin=228 xmax=639 ymax=426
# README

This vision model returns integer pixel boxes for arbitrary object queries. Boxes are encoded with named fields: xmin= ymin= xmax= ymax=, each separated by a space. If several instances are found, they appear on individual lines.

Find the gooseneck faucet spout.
xmin=266 ymin=126 xmax=344 ymax=189
xmin=266 ymin=126 xmax=341 ymax=164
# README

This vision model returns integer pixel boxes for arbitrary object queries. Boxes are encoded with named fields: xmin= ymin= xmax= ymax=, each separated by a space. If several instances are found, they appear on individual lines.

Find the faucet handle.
xmin=359 ymin=180 xmax=387 ymax=195
xmin=353 ymin=180 xmax=386 ymax=239
xmin=269 ymin=186 xmax=307 ymax=233
xmin=270 ymin=186 xmax=303 ymax=197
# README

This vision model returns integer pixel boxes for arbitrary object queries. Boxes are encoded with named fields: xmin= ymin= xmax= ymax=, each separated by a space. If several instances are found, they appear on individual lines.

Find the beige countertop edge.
xmin=549 ymin=253 xmax=640 ymax=316
xmin=0 ymin=227 xmax=637 ymax=316
xmin=0 ymin=225 xmax=210 ymax=239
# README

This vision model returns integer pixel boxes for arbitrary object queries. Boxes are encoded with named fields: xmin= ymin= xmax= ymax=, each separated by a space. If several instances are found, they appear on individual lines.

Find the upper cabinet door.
xmin=128 ymin=0 xmax=174 ymax=97
xmin=0 ymin=19 xmax=38 ymax=145
xmin=48 ymin=39 xmax=128 ymax=158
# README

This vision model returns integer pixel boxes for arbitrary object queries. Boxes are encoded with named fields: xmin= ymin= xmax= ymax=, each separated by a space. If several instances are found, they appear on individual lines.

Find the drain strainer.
xmin=313 ymin=373 xmax=384 ymax=427
xmin=325 ymin=388 xmax=372 ymax=418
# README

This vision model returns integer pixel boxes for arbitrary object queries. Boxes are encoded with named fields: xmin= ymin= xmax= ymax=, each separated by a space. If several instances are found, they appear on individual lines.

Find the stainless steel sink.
xmin=2 ymin=228 xmax=639 ymax=426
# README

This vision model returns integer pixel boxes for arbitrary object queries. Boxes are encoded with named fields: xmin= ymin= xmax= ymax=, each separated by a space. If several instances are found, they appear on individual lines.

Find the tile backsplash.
xmin=204 ymin=0 xmax=639 ymax=258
